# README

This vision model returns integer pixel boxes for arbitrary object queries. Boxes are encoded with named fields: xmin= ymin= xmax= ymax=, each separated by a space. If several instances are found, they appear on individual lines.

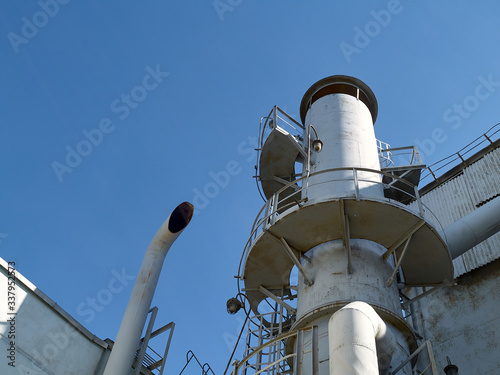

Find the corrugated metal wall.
xmin=410 ymin=147 xmax=500 ymax=277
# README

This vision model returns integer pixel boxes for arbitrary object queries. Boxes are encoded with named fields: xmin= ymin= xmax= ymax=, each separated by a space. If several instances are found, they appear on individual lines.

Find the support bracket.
xmin=344 ymin=214 xmax=353 ymax=274
xmin=389 ymin=340 xmax=437 ymax=375
xmin=382 ymin=220 xmax=425 ymax=261
xmin=386 ymin=235 xmax=412 ymax=286
xmin=286 ymin=132 xmax=308 ymax=161
xmin=271 ymin=176 xmax=301 ymax=191
xmin=265 ymin=230 xmax=314 ymax=286
xmin=258 ymin=285 xmax=297 ymax=315
xmin=339 ymin=199 xmax=346 ymax=247
xmin=339 ymin=200 xmax=352 ymax=274
xmin=401 ymin=282 xmax=452 ymax=308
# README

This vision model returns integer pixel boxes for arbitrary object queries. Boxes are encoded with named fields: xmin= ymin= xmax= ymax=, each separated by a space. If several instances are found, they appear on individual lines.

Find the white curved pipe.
xmin=440 ymin=197 xmax=500 ymax=260
xmin=328 ymin=301 xmax=395 ymax=375
xmin=103 ymin=202 xmax=194 ymax=375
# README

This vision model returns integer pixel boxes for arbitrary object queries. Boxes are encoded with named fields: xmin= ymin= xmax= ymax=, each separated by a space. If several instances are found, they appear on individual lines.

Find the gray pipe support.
xmin=102 ymin=202 xmax=194 ymax=375
xmin=328 ymin=301 xmax=395 ymax=375
xmin=440 ymin=197 xmax=500 ymax=260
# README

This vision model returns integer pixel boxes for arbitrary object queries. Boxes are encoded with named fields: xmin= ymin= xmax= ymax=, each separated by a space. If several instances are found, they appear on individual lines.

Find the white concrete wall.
xmin=408 ymin=259 xmax=500 ymax=374
xmin=403 ymin=144 xmax=500 ymax=373
xmin=0 ymin=257 xmax=109 ymax=375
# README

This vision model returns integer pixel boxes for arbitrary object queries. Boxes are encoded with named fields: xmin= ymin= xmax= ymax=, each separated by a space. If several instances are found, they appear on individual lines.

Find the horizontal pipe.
xmin=328 ymin=301 xmax=395 ymax=375
xmin=440 ymin=197 xmax=500 ymax=260
xmin=103 ymin=202 xmax=193 ymax=375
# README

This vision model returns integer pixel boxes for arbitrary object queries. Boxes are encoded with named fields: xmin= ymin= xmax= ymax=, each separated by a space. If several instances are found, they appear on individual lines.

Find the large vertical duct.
xmin=103 ymin=202 xmax=193 ymax=375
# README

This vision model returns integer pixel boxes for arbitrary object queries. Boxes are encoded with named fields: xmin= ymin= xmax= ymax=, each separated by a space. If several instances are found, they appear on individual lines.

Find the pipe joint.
xmin=328 ymin=301 xmax=395 ymax=375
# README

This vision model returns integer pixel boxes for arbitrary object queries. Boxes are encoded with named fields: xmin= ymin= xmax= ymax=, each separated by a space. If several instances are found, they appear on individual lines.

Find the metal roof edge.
xmin=419 ymin=137 xmax=500 ymax=196
xmin=0 ymin=257 xmax=109 ymax=349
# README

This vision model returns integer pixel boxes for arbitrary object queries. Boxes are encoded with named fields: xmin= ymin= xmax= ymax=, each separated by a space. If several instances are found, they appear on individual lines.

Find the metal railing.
xmin=179 ymin=351 xmax=215 ymax=375
xmin=259 ymin=106 xmax=304 ymax=147
xmin=389 ymin=340 xmax=438 ymax=375
xmin=133 ymin=307 xmax=175 ymax=375
xmin=242 ymin=311 xmax=290 ymax=375
xmin=256 ymin=106 xmax=305 ymax=201
xmin=235 ymin=323 xmax=438 ymax=375
xmin=233 ymin=325 xmax=317 ymax=375
xmin=379 ymin=146 xmax=424 ymax=171
xmin=237 ymin=167 xmax=446 ymax=294
xmin=246 ymin=308 xmax=291 ymax=341
xmin=251 ymin=167 xmax=423 ymax=242
xmin=377 ymin=139 xmax=393 ymax=168
xmin=420 ymin=122 xmax=500 ymax=186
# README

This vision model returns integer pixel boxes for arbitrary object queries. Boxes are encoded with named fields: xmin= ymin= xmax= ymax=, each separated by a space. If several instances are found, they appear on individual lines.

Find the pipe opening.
xmin=300 ymin=75 xmax=378 ymax=125
xmin=168 ymin=202 xmax=194 ymax=233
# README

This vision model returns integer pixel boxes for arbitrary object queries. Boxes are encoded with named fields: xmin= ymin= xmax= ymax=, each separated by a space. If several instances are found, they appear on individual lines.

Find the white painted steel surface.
xmin=103 ymin=202 xmax=193 ymax=375
xmin=0 ymin=257 xmax=108 ymax=375
xmin=411 ymin=147 xmax=500 ymax=277
xmin=296 ymin=240 xmax=401 ymax=320
xmin=328 ymin=302 xmax=395 ymax=375
xmin=409 ymin=261 xmax=500 ymax=374
xmin=303 ymin=93 xmax=383 ymax=202
xmin=242 ymin=198 xmax=454 ymax=318
xmin=292 ymin=240 xmax=413 ymax=375
xmin=240 ymin=76 xmax=444 ymax=375
xmin=258 ymin=126 xmax=302 ymax=206
xmin=441 ymin=196 xmax=500 ymax=260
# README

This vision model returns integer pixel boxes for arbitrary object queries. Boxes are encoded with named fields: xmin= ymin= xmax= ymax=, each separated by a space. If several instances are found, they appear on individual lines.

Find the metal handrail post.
xmin=134 ymin=307 xmax=158 ymax=375
xmin=353 ymin=168 xmax=360 ymax=201
xmin=232 ymin=360 xmax=239 ymax=375
xmin=271 ymin=193 xmax=278 ymax=225
xmin=312 ymin=326 xmax=319 ymax=375
xmin=296 ymin=330 xmax=303 ymax=375
xmin=157 ymin=322 xmax=175 ymax=375
xmin=414 ymin=186 xmax=424 ymax=217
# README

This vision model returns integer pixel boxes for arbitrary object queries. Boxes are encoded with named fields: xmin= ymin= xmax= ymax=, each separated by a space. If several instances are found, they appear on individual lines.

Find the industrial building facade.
xmin=0 ymin=256 xmax=110 ymax=374
xmin=1 ymin=75 xmax=499 ymax=374
xmin=408 ymin=139 xmax=500 ymax=374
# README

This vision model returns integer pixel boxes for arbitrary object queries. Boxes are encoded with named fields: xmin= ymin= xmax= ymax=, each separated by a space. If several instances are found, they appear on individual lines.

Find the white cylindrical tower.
xmin=300 ymin=76 xmax=382 ymax=201
xmin=237 ymin=75 xmax=454 ymax=375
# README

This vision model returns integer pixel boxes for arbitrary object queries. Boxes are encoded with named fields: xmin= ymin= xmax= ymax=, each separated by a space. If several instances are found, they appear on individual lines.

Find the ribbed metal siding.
xmin=410 ymin=147 xmax=500 ymax=277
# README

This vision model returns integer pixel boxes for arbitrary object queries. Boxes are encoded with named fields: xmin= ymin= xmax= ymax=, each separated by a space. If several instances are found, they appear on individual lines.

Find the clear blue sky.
xmin=1 ymin=1 xmax=500 ymax=373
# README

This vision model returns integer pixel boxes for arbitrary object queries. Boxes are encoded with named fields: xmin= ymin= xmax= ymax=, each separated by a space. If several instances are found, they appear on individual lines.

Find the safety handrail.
xmin=420 ymin=122 xmax=500 ymax=186
xmin=237 ymin=166 xmax=446 ymax=291
xmin=377 ymin=139 xmax=393 ymax=168
xmin=256 ymin=106 xmax=304 ymax=202
xmin=252 ymin=166 xmax=421 ymax=236
xmin=389 ymin=340 xmax=438 ymax=375
xmin=232 ymin=327 xmax=312 ymax=375
xmin=178 ymin=350 xmax=215 ymax=375
xmin=379 ymin=146 xmax=424 ymax=170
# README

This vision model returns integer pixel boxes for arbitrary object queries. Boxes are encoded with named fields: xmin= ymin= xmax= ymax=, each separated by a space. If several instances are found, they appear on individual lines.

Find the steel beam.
xmin=264 ymin=230 xmax=314 ymax=286
xmin=386 ymin=236 xmax=411 ymax=286
xmin=382 ymin=220 xmax=425 ymax=261
xmin=258 ymin=285 xmax=297 ymax=315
